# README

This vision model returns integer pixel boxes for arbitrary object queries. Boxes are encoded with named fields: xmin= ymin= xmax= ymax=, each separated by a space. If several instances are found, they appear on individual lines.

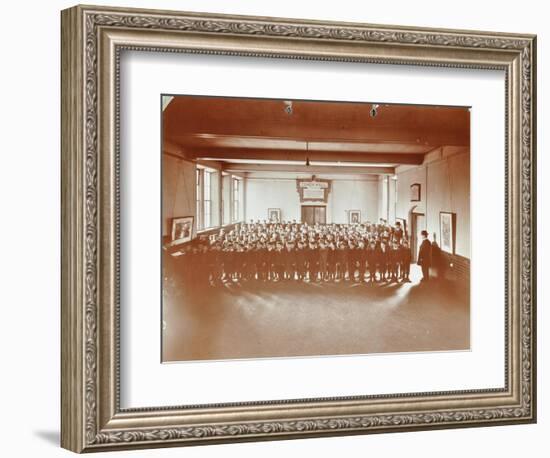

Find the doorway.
xmin=301 ymin=206 xmax=326 ymax=225
xmin=410 ymin=212 xmax=425 ymax=262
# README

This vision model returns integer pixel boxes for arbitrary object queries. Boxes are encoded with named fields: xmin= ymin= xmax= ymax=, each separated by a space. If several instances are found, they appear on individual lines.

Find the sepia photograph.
xmin=161 ymin=95 xmax=471 ymax=363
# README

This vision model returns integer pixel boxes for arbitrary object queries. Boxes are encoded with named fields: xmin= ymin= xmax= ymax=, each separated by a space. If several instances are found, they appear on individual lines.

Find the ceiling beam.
xmin=190 ymin=148 xmax=424 ymax=165
xmin=164 ymin=114 xmax=469 ymax=147
xmin=196 ymin=159 xmax=224 ymax=170
xmin=169 ymin=133 xmax=436 ymax=153
xmin=163 ymin=140 xmax=183 ymax=156
xmin=220 ymin=163 xmax=395 ymax=175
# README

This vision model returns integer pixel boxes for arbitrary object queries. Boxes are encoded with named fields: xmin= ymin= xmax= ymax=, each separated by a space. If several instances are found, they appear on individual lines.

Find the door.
xmin=301 ymin=206 xmax=326 ymax=225
xmin=411 ymin=213 xmax=425 ymax=262
xmin=314 ymin=206 xmax=326 ymax=224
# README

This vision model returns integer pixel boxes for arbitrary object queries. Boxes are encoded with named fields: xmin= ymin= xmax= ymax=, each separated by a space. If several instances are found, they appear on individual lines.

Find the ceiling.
xmin=163 ymin=95 xmax=470 ymax=177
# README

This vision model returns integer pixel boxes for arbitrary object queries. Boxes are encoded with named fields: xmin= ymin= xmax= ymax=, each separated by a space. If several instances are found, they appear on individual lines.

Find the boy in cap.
xmin=274 ymin=241 xmax=285 ymax=281
xmin=336 ymin=241 xmax=347 ymax=281
xmin=285 ymin=240 xmax=296 ymax=281
xmin=348 ymin=240 xmax=358 ymax=282
xmin=318 ymin=239 xmax=328 ymax=281
xmin=388 ymin=241 xmax=400 ymax=282
xmin=376 ymin=240 xmax=387 ymax=281
xmin=245 ymin=243 xmax=256 ymax=281
xmin=400 ymin=240 xmax=412 ymax=282
xmin=256 ymin=241 xmax=267 ymax=281
xmin=356 ymin=240 xmax=367 ymax=283
xmin=307 ymin=240 xmax=319 ymax=282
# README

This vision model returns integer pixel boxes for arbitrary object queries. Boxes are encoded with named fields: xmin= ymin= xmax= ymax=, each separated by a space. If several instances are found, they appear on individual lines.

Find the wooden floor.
xmin=162 ymin=265 xmax=470 ymax=362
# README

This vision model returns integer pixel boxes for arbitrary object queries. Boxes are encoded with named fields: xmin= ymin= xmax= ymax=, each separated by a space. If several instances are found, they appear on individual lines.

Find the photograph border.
xmin=61 ymin=4 xmax=536 ymax=452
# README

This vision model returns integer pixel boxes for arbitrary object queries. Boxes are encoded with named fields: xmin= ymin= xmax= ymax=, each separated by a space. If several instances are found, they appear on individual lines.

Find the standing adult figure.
xmin=417 ymin=230 xmax=432 ymax=282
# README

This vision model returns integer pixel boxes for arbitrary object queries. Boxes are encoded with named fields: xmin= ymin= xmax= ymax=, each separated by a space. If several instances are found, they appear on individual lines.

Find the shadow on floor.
xmin=162 ymin=264 xmax=470 ymax=362
xmin=34 ymin=430 xmax=59 ymax=446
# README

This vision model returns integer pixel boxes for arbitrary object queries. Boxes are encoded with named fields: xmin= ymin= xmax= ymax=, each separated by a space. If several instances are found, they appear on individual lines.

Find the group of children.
xmin=170 ymin=220 xmax=413 ymax=287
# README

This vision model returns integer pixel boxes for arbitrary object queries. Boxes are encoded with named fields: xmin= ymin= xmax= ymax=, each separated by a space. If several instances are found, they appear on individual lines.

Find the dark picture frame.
xmin=268 ymin=208 xmax=281 ymax=223
xmin=439 ymin=212 xmax=456 ymax=254
xmin=349 ymin=210 xmax=361 ymax=224
xmin=170 ymin=216 xmax=193 ymax=245
xmin=410 ymin=183 xmax=421 ymax=202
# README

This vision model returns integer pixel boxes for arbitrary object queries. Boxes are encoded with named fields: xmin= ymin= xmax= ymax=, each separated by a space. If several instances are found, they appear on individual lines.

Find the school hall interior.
xmin=162 ymin=95 xmax=470 ymax=362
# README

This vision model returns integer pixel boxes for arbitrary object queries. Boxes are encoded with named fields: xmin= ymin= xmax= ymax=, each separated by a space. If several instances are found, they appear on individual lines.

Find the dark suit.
xmin=399 ymin=245 xmax=412 ymax=280
xmin=366 ymin=247 xmax=378 ymax=281
xmin=295 ymin=247 xmax=306 ymax=279
xmin=417 ymin=238 xmax=432 ymax=280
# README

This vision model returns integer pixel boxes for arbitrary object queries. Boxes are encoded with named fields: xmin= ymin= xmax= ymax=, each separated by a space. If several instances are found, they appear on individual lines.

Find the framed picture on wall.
xmin=268 ymin=208 xmax=281 ymax=223
xmin=61 ymin=4 xmax=536 ymax=453
xmin=439 ymin=212 xmax=456 ymax=254
xmin=349 ymin=210 xmax=361 ymax=224
xmin=170 ymin=216 xmax=193 ymax=245
xmin=410 ymin=183 xmax=421 ymax=202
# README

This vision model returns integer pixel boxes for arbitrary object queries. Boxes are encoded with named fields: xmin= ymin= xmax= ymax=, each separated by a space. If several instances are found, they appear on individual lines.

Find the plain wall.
xmin=329 ymin=179 xmax=379 ymax=223
xmin=162 ymin=154 xmax=196 ymax=237
xmin=426 ymin=150 xmax=470 ymax=257
xmin=222 ymin=174 xmax=231 ymax=225
xmin=245 ymin=178 xmax=302 ymax=221
xmin=210 ymin=169 xmax=221 ymax=228
xmin=378 ymin=176 xmax=387 ymax=222
xmin=395 ymin=148 xmax=470 ymax=258
xmin=245 ymin=177 xmax=378 ymax=223
xmin=395 ymin=165 xmax=427 ymax=217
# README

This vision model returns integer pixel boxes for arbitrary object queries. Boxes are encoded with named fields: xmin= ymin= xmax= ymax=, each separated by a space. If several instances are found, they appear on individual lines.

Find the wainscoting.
xmin=432 ymin=246 xmax=470 ymax=286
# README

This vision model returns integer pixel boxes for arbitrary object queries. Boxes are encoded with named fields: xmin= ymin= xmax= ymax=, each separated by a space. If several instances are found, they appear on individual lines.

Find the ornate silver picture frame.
xmin=61 ymin=4 xmax=536 ymax=453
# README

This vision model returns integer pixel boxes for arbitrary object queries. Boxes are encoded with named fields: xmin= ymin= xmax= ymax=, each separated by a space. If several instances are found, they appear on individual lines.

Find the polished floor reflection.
xmin=162 ymin=264 xmax=469 ymax=362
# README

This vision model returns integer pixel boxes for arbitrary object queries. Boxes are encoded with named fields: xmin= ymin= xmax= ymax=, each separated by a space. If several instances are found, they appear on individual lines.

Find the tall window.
xmin=232 ymin=178 xmax=240 ymax=222
xmin=203 ymin=170 xmax=212 ymax=229
xmin=195 ymin=168 xmax=202 ymax=230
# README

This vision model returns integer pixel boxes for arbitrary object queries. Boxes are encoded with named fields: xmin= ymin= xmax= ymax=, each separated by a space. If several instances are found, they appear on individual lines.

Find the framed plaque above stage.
xmin=296 ymin=178 xmax=331 ymax=203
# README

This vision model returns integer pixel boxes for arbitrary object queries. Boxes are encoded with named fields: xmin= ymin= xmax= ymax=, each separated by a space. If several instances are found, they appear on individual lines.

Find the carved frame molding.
xmin=61 ymin=4 xmax=536 ymax=452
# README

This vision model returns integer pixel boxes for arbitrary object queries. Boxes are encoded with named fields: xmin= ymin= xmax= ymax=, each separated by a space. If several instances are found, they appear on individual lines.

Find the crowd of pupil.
xmin=173 ymin=220 xmax=415 ymax=285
